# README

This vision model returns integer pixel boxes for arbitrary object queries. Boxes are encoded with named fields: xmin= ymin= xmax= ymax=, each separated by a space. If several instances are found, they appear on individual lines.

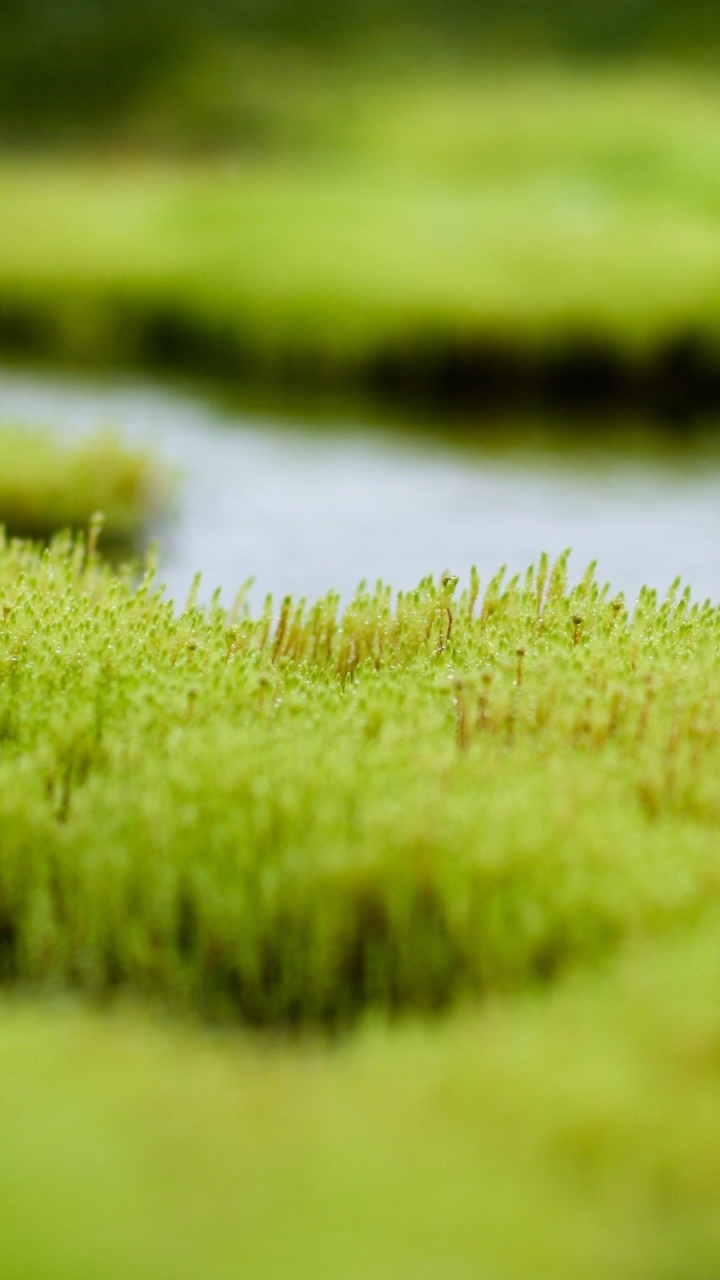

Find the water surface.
xmin=1 ymin=367 xmax=719 ymax=607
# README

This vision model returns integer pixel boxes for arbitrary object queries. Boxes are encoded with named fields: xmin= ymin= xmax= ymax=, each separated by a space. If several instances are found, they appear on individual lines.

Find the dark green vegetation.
xmin=2 ymin=533 xmax=720 ymax=1023
xmin=2 ymin=0 xmax=720 ymax=138
xmin=5 ymin=68 xmax=720 ymax=415
xmin=0 ymin=426 xmax=165 ymax=544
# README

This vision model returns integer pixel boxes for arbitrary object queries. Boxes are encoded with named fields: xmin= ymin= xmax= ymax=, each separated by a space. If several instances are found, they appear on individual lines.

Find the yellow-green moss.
xmin=1 ymin=536 xmax=719 ymax=1022
xmin=0 ymin=426 xmax=165 ymax=544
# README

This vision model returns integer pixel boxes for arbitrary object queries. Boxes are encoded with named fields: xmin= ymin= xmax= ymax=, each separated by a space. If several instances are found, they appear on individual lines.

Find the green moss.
xmin=4 ymin=922 xmax=720 ymax=1278
xmin=1 ymin=536 xmax=720 ymax=1021
xmin=0 ymin=426 xmax=165 ymax=545
xmin=5 ymin=67 xmax=720 ymax=409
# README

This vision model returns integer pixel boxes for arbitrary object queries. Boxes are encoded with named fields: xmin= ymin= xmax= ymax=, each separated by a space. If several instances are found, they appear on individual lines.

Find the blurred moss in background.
xmin=3 ymin=0 xmax=720 ymax=144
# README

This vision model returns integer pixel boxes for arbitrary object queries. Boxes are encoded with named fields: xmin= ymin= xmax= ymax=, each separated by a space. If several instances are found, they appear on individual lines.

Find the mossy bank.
xmin=7 ymin=68 xmax=720 ymax=416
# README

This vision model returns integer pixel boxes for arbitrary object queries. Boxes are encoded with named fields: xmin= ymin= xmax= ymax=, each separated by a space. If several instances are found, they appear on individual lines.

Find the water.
xmin=1 ymin=366 xmax=720 ymax=607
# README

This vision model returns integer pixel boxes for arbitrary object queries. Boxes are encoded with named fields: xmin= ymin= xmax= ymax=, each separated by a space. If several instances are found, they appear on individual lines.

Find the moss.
xmin=0 ymin=425 xmax=166 ymax=545
xmin=0 ymin=536 xmax=719 ymax=1022
xmin=6 ymin=67 xmax=720 ymax=414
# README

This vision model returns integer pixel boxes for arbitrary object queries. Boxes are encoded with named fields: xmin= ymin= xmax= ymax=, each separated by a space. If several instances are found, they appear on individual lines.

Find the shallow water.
xmin=1 ymin=366 xmax=720 ymax=607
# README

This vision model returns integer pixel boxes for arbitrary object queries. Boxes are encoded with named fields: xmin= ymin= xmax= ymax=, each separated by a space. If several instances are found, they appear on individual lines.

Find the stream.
xmin=2 ymin=366 xmax=720 ymax=607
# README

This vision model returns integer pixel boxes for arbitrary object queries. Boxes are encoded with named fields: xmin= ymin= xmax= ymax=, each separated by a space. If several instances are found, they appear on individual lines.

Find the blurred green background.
xmin=1 ymin=0 xmax=720 ymax=417
xmin=3 ymin=0 xmax=720 ymax=142
xmin=3 ymin=1 xmax=720 ymax=416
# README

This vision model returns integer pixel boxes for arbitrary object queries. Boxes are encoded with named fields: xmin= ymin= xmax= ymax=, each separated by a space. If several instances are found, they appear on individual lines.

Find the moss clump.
xmin=1 ymin=537 xmax=720 ymax=1022
xmin=0 ymin=426 xmax=165 ymax=545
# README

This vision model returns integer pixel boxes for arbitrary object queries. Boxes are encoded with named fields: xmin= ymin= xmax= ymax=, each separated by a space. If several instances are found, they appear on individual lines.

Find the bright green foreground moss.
xmin=0 ymin=426 xmax=164 ymax=544
xmin=1 ymin=534 xmax=720 ymax=1021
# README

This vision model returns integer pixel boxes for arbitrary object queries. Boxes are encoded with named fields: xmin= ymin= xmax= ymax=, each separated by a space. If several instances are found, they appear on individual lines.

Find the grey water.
xmin=2 ymin=365 xmax=720 ymax=607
